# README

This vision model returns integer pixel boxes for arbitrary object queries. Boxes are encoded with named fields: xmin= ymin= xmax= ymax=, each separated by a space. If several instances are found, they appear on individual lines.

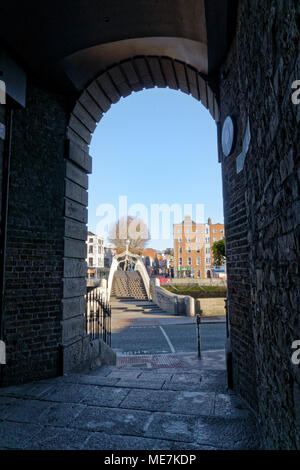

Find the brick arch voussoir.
xmin=67 ymin=56 xmax=219 ymax=151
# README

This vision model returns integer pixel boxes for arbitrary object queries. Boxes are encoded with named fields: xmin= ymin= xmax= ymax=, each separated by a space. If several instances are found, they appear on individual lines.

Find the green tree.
xmin=212 ymin=238 xmax=226 ymax=267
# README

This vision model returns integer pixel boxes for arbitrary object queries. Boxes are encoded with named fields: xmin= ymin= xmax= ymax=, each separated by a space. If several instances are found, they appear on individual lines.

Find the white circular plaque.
xmin=222 ymin=116 xmax=235 ymax=157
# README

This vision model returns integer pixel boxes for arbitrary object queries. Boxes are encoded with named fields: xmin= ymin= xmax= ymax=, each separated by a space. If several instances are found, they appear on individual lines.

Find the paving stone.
xmin=144 ymin=412 xmax=198 ymax=442
xmin=107 ymin=370 xmax=142 ymax=379
xmin=171 ymin=391 xmax=214 ymax=416
xmin=84 ymin=431 xmax=172 ymax=450
xmin=170 ymin=373 xmax=202 ymax=384
xmin=71 ymin=405 xmax=151 ymax=436
xmin=0 ymin=382 xmax=55 ymax=399
xmin=0 ymin=396 xmax=19 ymax=419
xmin=26 ymin=426 xmax=91 ymax=450
xmin=42 ymin=383 xmax=90 ymax=403
xmin=138 ymin=372 xmax=173 ymax=381
xmin=63 ymin=375 xmax=120 ymax=387
xmin=86 ymin=366 xmax=115 ymax=377
xmin=82 ymin=386 xmax=130 ymax=407
xmin=37 ymin=402 xmax=86 ymax=427
xmin=194 ymin=416 xmax=261 ymax=450
xmin=168 ymin=441 xmax=220 ymax=450
xmin=214 ymin=394 xmax=252 ymax=419
xmin=2 ymin=399 xmax=52 ymax=423
xmin=120 ymin=389 xmax=178 ymax=412
xmin=0 ymin=421 xmax=42 ymax=449
xmin=162 ymin=381 xmax=202 ymax=392
xmin=0 ymin=363 xmax=262 ymax=449
xmin=116 ymin=378 xmax=165 ymax=390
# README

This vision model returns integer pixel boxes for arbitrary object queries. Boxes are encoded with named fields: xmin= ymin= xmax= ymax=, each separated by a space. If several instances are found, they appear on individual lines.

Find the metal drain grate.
xmin=117 ymin=354 xmax=193 ymax=369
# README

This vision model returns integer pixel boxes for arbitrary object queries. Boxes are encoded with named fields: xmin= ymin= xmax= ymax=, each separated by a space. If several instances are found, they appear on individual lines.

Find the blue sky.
xmin=89 ymin=87 xmax=223 ymax=250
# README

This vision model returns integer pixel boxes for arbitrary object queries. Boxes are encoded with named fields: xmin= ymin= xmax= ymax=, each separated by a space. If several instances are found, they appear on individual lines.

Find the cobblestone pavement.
xmin=0 ymin=350 xmax=262 ymax=450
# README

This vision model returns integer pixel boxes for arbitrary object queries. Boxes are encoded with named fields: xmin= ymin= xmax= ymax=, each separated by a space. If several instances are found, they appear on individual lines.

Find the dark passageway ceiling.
xmin=0 ymin=0 xmax=232 ymax=92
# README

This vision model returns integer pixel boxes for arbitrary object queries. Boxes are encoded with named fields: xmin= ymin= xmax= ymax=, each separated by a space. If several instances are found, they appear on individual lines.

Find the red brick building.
xmin=174 ymin=216 xmax=225 ymax=279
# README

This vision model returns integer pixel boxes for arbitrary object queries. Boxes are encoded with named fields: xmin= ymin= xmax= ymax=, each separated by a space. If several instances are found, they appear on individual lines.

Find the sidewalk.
xmin=0 ymin=350 xmax=262 ymax=450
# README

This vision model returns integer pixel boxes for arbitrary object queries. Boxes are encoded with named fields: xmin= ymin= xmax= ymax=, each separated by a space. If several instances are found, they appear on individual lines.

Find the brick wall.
xmin=2 ymin=82 xmax=67 ymax=384
xmin=220 ymin=0 xmax=300 ymax=449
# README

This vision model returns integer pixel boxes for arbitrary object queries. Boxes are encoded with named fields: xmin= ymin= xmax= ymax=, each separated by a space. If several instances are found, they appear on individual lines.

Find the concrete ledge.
xmin=195 ymin=298 xmax=226 ymax=316
xmin=60 ymin=335 xmax=116 ymax=375
xmin=100 ymin=340 xmax=116 ymax=366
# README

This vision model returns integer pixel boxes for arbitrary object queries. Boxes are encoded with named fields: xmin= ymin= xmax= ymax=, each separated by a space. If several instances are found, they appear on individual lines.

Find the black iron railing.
xmin=85 ymin=290 xmax=111 ymax=346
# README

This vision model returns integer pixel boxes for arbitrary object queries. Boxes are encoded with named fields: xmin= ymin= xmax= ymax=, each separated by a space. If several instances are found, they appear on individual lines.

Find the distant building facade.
xmin=104 ymin=242 xmax=117 ymax=268
xmin=86 ymin=231 xmax=105 ymax=279
xmin=173 ymin=216 xmax=225 ymax=279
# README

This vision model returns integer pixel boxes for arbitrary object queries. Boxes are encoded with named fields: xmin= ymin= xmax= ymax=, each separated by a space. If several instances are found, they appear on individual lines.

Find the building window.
xmin=98 ymin=258 xmax=102 ymax=266
xmin=178 ymin=228 xmax=182 ymax=233
xmin=89 ymin=245 xmax=93 ymax=254
xmin=187 ymin=246 xmax=191 ymax=253
xmin=213 ymin=229 xmax=217 ymax=234
xmin=206 ymin=247 xmax=210 ymax=254
xmin=196 ymin=228 xmax=200 ymax=233
xmin=186 ymin=228 xmax=191 ymax=234
xmin=89 ymin=258 xmax=93 ymax=266
xmin=187 ymin=237 xmax=191 ymax=243
xmin=205 ymin=238 xmax=210 ymax=244
xmin=213 ymin=237 xmax=217 ymax=242
xmin=196 ymin=257 xmax=200 ymax=266
xmin=220 ymin=229 xmax=224 ymax=234
xmin=197 ymin=270 xmax=201 ymax=278
xmin=196 ymin=237 xmax=200 ymax=242
xmin=178 ymin=237 xmax=182 ymax=243
xmin=206 ymin=228 xmax=209 ymax=234
xmin=179 ymin=258 xmax=183 ymax=266
xmin=206 ymin=258 xmax=211 ymax=264
xmin=188 ymin=257 xmax=192 ymax=266
xmin=196 ymin=246 xmax=200 ymax=253
xmin=179 ymin=247 xmax=182 ymax=254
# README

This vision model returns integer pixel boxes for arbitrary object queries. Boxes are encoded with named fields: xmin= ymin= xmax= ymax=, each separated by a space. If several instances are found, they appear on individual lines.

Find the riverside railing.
xmin=86 ymin=289 xmax=111 ymax=346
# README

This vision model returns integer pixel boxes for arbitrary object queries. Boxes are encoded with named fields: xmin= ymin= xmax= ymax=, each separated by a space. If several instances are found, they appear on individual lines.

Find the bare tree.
xmin=108 ymin=216 xmax=150 ymax=257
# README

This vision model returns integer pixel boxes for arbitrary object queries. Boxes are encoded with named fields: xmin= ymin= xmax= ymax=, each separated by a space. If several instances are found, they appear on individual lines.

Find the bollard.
xmin=196 ymin=314 xmax=201 ymax=359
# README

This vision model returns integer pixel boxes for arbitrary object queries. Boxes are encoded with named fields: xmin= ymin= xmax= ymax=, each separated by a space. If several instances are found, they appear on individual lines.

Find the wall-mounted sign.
xmin=221 ymin=116 xmax=235 ymax=157
xmin=236 ymin=118 xmax=251 ymax=174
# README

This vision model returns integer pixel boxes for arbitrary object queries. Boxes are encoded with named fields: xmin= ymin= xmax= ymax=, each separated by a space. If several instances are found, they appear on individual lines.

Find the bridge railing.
xmin=85 ymin=290 xmax=111 ymax=346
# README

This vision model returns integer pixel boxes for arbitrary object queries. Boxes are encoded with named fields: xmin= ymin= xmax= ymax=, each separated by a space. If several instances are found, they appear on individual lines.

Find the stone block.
xmin=160 ymin=57 xmax=178 ymax=90
xmin=61 ymin=315 xmax=86 ymax=343
xmin=65 ymin=161 xmax=88 ymax=189
xmin=64 ymin=258 xmax=87 ymax=278
xmin=64 ymin=218 xmax=87 ymax=241
xmin=66 ymin=139 xmax=92 ymax=174
xmin=65 ymin=198 xmax=87 ymax=223
xmin=72 ymin=103 xmax=97 ymax=133
xmin=63 ymin=278 xmax=86 ymax=299
xmin=65 ymin=179 xmax=88 ymax=206
xmin=64 ymin=238 xmax=87 ymax=259
xmin=78 ymin=90 xmax=103 ymax=122
xmin=173 ymin=61 xmax=189 ymax=94
xmin=62 ymin=296 xmax=86 ymax=320
xmin=97 ymin=72 xmax=121 ymax=104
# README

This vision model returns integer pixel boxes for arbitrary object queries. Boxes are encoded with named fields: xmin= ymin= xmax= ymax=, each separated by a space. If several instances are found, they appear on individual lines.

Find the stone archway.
xmin=61 ymin=56 xmax=220 ymax=371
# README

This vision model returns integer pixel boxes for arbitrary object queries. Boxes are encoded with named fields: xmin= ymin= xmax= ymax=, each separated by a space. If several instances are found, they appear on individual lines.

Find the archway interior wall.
xmin=219 ymin=0 xmax=300 ymax=449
